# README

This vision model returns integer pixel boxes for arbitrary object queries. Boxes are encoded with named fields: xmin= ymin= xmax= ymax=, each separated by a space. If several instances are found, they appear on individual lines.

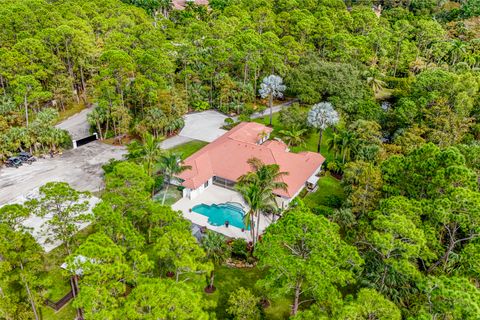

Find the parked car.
xmin=18 ymin=152 xmax=36 ymax=164
xmin=5 ymin=157 xmax=22 ymax=168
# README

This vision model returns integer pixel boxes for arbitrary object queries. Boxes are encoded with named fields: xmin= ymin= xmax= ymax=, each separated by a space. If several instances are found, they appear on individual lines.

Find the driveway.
xmin=55 ymin=106 xmax=93 ymax=140
xmin=161 ymin=101 xmax=296 ymax=148
xmin=179 ymin=110 xmax=228 ymax=142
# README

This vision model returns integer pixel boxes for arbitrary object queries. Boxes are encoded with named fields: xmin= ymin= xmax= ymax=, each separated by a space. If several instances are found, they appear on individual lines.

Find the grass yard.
xmin=40 ymin=303 xmax=77 ymax=320
xmin=205 ymin=265 xmax=291 ymax=320
xmin=153 ymin=187 xmax=182 ymax=206
xmin=303 ymin=173 xmax=344 ymax=209
xmin=253 ymin=113 xmax=335 ymax=162
xmin=168 ymin=140 xmax=208 ymax=159
xmin=57 ymin=102 xmax=87 ymax=123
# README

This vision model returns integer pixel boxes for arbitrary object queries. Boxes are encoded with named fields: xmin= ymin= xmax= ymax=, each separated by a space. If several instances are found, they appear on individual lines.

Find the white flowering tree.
xmin=307 ymin=102 xmax=339 ymax=153
xmin=259 ymin=75 xmax=286 ymax=126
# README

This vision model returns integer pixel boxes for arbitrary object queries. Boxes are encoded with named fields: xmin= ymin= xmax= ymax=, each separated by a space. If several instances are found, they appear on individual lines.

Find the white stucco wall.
xmin=183 ymin=177 xmax=213 ymax=200
xmin=307 ymin=165 xmax=322 ymax=182
xmin=275 ymin=163 xmax=323 ymax=208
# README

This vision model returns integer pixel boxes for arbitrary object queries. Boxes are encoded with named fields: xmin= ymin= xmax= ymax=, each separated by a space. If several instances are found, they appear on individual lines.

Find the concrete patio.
xmin=172 ymin=185 xmax=272 ymax=241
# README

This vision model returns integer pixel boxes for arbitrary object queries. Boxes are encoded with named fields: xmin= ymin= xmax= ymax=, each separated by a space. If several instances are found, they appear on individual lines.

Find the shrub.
xmin=227 ymin=288 xmax=261 ymax=320
xmin=102 ymin=159 xmax=122 ymax=174
xmin=231 ymin=238 xmax=248 ymax=259
xmin=237 ymin=114 xmax=250 ymax=122
xmin=193 ymin=101 xmax=210 ymax=111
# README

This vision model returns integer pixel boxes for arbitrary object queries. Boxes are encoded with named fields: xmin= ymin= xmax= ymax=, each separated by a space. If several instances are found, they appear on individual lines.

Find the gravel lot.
xmin=0 ymin=141 xmax=126 ymax=205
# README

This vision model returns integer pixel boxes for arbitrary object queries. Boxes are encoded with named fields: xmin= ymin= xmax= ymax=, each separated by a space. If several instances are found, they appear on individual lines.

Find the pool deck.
xmin=172 ymin=185 xmax=272 ymax=241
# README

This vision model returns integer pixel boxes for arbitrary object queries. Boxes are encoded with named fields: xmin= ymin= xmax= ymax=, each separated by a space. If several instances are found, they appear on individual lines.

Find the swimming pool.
xmin=192 ymin=202 xmax=250 ymax=230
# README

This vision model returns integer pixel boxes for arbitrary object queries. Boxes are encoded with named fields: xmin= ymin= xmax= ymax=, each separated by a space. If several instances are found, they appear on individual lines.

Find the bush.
xmin=193 ymin=101 xmax=210 ymax=111
xmin=279 ymin=103 xmax=307 ymax=129
xmin=227 ymin=288 xmax=261 ymax=320
xmin=218 ymin=103 xmax=231 ymax=114
xmin=237 ymin=114 xmax=250 ymax=122
xmin=325 ymin=195 xmax=343 ymax=208
xmin=102 ymin=159 xmax=122 ymax=174
xmin=224 ymin=117 xmax=234 ymax=125
xmin=311 ymin=205 xmax=334 ymax=216
xmin=231 ymin=238 xmax=248 ymax=259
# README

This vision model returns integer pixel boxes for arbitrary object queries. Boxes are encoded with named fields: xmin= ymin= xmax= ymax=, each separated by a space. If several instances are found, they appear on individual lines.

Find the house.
xmin=172 ymin=0 xmax=209 ymax=10
xmin=175 ymin=122 xmax=325 ymax=208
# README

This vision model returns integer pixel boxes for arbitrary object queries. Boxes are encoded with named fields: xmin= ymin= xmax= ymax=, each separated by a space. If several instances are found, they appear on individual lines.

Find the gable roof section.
xmin=177 ymin=122 xmax=325 ymax=198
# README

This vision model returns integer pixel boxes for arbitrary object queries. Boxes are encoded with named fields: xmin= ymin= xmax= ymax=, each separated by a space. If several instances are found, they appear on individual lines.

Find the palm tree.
xmin=328 ymin=129 xmax=357 ymax=164
xmin=236 ymin=182 xmax=264 ymax=243
xmin=259 ymin=75 xmax=286 ymax=126
xmin=202 ymin=231 xmax=230 ymax=293
xmin=339 ymin=130 xmax=357 ymax=164
xmin=307 ymin=102 xmax=339 ymax=153
xmin=279 ymin=126 xmax=307 ymax=147
xmin=367 ymin=76 xmax=387 ymax=94
xmin=127 ymin=133 xmax=164 ymax=177
xmin=159 ymin=153 xmax=191 ymax=205
xmin=237 ymin=158 xmax=288 ymax=245
xmin=327 ymin=132 xmax=342 ymax=159
xmin=449 ymin=40 xmax=467 ymax=65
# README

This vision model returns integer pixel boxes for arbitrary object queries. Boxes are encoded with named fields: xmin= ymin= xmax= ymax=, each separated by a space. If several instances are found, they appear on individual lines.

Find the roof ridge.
xmin=267 ymin=147 xmax=292 ymax=198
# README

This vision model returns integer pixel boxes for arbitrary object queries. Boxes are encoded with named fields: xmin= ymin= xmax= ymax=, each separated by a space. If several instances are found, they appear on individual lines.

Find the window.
xmin=213 ymin=176 xmax=236 ymax=189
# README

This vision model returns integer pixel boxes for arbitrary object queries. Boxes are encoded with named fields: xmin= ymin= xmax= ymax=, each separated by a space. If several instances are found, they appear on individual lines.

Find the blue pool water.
xmin=192 ymin=202 xmax=250 ymax=230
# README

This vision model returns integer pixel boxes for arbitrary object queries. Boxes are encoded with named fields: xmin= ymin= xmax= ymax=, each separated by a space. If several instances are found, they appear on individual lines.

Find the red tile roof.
xmin=177 ymin=122 xmax=325 ymax=198
xmin=172 ymin=0 xmax=209 ymax=10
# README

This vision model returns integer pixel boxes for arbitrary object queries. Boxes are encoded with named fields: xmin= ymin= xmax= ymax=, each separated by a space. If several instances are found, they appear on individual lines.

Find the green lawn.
xmin=40 ymin=303 xmax=77 ymax=320
xmin=303 ymin=173 xmax=344 ymax=209
xmin=153 ymin=187 xmax=182 ymax=206
xmin=56 ymin=102 xmax=87 ymax=123
xmin=205 ymin=265 xmax=291 ymax=320
xmin=168 ymin=140 xmax=208 ymax=159
xmin=253 ymin=113 xmax=335 ymax=161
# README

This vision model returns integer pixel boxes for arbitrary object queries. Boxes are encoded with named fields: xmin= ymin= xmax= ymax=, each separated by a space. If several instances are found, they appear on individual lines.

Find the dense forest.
xmin=1 ymin=0 xmax=480 ymax=319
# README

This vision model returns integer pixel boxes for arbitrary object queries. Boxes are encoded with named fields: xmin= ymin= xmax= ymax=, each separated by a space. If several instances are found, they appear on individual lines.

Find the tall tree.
xmin=154 ymin=225 xmax=212 ymax=282
xmin=255 ymin=207 xmax=362 ymax=316
xmin=279 ymin=126 xmax=307 ymax=147
xmin=158 ymin=153 xmax=191 ymax=205
xmin=0 ymin=204 xmax=30 ymax=231
xmin=0 ymin=225 xmax=43 ymax=320
xmin=67 ymin=232 xmax=134 ymax=319
xmin=27 ymin=182 xmax=91 ymax=255
xmin=307 ymin=102 xmax=339 ymax=153
xmin=12 ymin=75 xmax=51 ymax=128
xmin=335 ymin=289 xmax=401 ymax=320
xmin=124 ymin=278 xmax=211 ymax=319
xmin=201 ymin=231 xmax=230 ymax=292
xmin=127 ymin=133 xmax=164 ymax=178
xmin=237 ymin=158 xmax=288 ymax=244
xmin=258 ymin=75 xmax=286 ymax=126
